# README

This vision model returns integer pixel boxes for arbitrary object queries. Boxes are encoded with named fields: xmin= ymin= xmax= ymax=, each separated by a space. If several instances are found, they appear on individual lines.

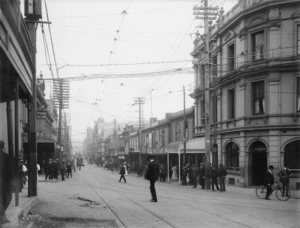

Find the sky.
xmin=32 ymin=0 xmax=237 ymax=148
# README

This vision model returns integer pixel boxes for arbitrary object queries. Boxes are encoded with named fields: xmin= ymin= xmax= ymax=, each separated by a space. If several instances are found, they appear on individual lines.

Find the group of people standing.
xmin=264 ymin=165 xmax=291 ymax=200
xmin=44 ymin=159 xmax=75 ymax=181
xmin=180 ymin=162 xmax=227 ymax=192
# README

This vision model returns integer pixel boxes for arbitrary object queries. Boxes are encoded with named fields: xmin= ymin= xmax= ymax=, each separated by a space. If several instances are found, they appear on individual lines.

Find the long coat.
xmin=145 ymin=161 xmax=160 ymax=181
xmin=264 ymin=170 xmax=274 ymax=186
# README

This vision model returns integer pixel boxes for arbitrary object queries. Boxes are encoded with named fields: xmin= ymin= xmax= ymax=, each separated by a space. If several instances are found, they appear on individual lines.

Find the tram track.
xmin=82 ymin=168 xmax=179 ymax=228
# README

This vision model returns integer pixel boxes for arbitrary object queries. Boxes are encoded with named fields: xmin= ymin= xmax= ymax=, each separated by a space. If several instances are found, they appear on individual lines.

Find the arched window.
xmin=226 ymin=142 xmax=239 ymax=168
xmin=284 ymin=140 xmax=300 ymax=169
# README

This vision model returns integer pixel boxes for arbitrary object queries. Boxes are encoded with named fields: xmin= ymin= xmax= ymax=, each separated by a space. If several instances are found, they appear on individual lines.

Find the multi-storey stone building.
xmin=191 ymin=0 xmax=300 ymax=187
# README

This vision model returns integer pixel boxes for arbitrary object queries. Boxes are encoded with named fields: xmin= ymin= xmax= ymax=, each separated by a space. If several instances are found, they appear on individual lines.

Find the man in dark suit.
xmin=264 ymin=165 xmax=275 ymax=200
xmin=277 ymin=165 xmax=291 ymax=197
xmin=145 ymin=156 xmax=160 ymax=202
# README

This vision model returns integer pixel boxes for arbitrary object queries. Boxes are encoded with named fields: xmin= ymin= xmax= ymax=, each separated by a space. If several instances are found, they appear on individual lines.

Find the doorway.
xmin=251 ymin=141 xmax=267 ymax=186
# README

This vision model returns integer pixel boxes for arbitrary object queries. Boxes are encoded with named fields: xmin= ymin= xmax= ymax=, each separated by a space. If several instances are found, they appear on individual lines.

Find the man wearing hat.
xmin=145 ymin=155 xmax=160 ymax=202
xmin=264 ymin=165 xmax=275 ymax=200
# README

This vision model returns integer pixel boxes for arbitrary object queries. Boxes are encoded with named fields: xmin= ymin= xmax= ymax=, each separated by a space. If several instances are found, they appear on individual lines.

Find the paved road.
xmin=20 ymin=164 xmax=299 ymax=228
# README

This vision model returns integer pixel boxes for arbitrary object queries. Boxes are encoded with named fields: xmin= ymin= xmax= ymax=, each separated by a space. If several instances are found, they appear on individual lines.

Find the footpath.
xmin=2 ymin=185 xmax=38 ymax=228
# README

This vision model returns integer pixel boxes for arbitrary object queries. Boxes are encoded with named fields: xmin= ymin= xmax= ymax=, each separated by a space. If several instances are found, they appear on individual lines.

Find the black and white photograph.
xmin=0 ymin=0 xmax=299 ymax=227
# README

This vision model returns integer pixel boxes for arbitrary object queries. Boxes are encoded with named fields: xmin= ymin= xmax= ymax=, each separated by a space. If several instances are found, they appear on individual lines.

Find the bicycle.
xmin=255 ymin=179 xmax=291 ymax=201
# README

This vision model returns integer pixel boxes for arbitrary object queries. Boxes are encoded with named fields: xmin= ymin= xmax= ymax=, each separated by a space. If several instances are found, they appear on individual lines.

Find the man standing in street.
xmin=210 ymin=164 xmax=220 ymax=191
xmin=277 ymin=165 xmax=290 ymax=197
xmin=218 ymin=164 xmax=227 ymax=192
xmin=264 ymin=165 xmax=275 ymax=200
xmin=145 ymin=156 xmax=160 ymax=202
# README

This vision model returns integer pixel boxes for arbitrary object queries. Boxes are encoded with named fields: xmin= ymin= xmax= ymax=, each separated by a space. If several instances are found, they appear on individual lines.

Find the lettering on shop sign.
xmin=37 ymin=111 xmax=46 ymax=119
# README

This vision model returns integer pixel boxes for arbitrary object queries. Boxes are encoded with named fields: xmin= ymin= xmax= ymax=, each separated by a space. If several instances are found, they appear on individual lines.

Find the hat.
xmin=269 ymin=165 xmax=274 ymax=170
xmin=147 ymin=155 xmax=155 ymax=161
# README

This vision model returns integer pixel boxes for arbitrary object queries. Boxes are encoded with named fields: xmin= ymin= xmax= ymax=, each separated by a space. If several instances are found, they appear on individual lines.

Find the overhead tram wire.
xmin=89 ymin=0 xmax=133 ymax=129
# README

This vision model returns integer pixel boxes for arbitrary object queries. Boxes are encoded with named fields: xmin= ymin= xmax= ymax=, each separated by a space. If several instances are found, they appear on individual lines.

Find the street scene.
xmin=1 ymin=0 xmax=300 ymax=227
xmin=19 ymin=164 xmax=300 ymax=228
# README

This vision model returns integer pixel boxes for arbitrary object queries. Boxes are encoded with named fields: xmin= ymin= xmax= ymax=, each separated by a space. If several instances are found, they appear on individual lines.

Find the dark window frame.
xmin=228 ymin=43 xmax=235 ymax=72
xmin=297 ymin=77 xmax=300 ymax=112
xmin=228 ymin=88 xmax=235 ymax=119
xmin=252 ymin=30 xmax=265 ymax=60
xmin=226 ymin=142 xmax=239 ymax=168
xmin=252 ymin=81 xmax=265 ymax=115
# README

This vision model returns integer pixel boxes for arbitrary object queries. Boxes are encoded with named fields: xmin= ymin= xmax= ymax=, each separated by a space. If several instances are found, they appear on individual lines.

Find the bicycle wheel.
xmin=256 ymin=185 xmax=267 ymax=199
xmin=276 ymin=187 xmax=291 ymax=201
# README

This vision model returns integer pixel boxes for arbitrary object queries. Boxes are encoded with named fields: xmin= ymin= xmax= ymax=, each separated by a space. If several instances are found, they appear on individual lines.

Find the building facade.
xmin=191 ymin=0 xmax=300 ymax=187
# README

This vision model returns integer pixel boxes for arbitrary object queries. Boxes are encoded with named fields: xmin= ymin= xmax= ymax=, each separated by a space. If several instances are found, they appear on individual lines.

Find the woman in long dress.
xmin=171 ymin=165 xmax=178 ymax=180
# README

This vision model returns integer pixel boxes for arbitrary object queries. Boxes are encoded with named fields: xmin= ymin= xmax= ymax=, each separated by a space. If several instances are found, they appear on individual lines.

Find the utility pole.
xmin=25 ymin=0 xmax=43 ymax=197
xmin=134 ymin=97 xmax=145 ymax=166
xmin=193 ymin=0 xmax=218 ymax=189
xmin=183 ymin=86 xmax=186 ymax=167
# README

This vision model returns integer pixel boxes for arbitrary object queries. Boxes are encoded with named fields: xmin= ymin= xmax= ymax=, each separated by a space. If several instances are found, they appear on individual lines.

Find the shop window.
xmin=252 ymin=81 xmax=265 ymax=115
xmin=252 ymin=31 xmax=264 ymax=60
xmin=228 ymin=88 xmax=235 ymax=119
xmin=228 ymin=43 xmax=235 ymax=72
xmin=297 ymin=78 xmax=300 ymax=112
xmin=226 ymin=142 xmax=239 ymax=168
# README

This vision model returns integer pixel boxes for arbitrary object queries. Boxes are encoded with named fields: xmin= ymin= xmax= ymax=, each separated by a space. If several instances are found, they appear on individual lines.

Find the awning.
xmin=165 ymin=137 xmax=205 ymax=154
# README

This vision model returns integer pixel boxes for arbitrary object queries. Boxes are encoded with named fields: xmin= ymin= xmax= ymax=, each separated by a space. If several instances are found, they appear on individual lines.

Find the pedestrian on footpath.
xmin=159 ymin=163 xmax=166 ymax=182
xmin=182 ymin=165 xmax=188 ymax=185
xmin=210 ymin=164 xmax=220 ymax=191
xmin=277 ymin=165 xmax=290 ymax=197
xmin=190 ymin=163 xmax=198 ymax=188
xmin=218 ymin=164 xmax=227 ymax=192
xmin=0 ymin=141 xmax=12 ymax=225
xmin=199 ymin=163 xmax=205 ymax=189
xmin=264 ymin=165 xmax=275 ymax=200
xmin=145 ymin=155 xmax=160 ymax=202
xmin=67 ymin=161 xmax=72 ymax=178
xmin=60 ymin=162 xmax=66 ymax=181
xmin=119 ymin=162 xmax=127 ymax=183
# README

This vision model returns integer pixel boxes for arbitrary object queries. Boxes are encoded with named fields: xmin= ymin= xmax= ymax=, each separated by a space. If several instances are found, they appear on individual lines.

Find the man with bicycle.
xmin=264 ymin=165 xmax=275 ymax=200
xmin=277 ymin=165 xmax=291 ymax=197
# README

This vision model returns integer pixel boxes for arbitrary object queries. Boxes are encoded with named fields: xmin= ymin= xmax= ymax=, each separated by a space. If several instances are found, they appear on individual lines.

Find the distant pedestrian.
xmin=67 ymin=161 xmax=72 ymax=178
xmin=210 ymin=164 xmax=220 ymax=191
xmin=218 ymin=164 xmax=227 ymax=192
xmin=190 ymin=163 xmax=198 ymax=188
xmin=171 ymin=165 xmax=178 ymax=180
xmin=264 ymin=165 xmax=275 ymax=200
xmin=199 ymin=163 xmax=205 ymax=189
xmin=119 ymin=163 xmax=127 ymax=183
xmin=145 ymin=155 xmax=160 ymax=202
xmin=60 ymin=162 xmax=66 ymax=181
xmin=182 ymin=165 xmax=188 ymax=185
xmin=159 ymin=164 xmax=166 ymax=182
xmin=277 ymin=165 xmax=290 ymax=197
xmin=53 ymin=159 xmax=59 ymax=180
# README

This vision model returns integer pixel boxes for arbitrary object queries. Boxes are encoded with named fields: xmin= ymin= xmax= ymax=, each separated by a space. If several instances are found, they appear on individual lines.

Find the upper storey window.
xmin=252 ymin=81 xmax=265 ymax=115
xmin=297 ymin=78 xmax=300 ymax=112
xmin=228 ymin=43 xmax=235 ymax=72
xmin=297 ymin=25 xmax=300 ymax=55
xmin=252 ymin=31 xmax=264 ymax=60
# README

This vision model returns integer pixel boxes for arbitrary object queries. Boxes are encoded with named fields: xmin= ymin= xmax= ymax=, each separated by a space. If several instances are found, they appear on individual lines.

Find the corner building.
xmin=191 ymin=0 xmax=300 ymax=187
